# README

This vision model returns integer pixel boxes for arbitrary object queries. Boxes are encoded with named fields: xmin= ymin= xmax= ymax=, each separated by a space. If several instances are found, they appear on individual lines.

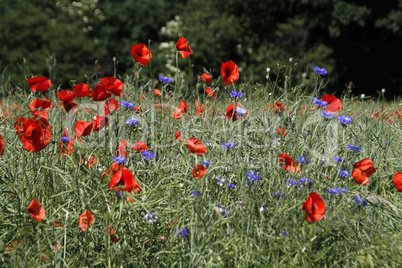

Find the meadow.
xmin=0 ymin=38 xmax=401 ymax=267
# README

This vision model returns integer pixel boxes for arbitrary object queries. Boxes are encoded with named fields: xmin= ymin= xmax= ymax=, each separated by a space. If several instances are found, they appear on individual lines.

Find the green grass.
xmin=0 ymin=65 xmax=401 ymax=267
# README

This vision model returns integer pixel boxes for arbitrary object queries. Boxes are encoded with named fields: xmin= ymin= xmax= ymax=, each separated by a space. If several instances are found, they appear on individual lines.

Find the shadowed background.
xmin=1 ymin=0 xmax=402 ymax=98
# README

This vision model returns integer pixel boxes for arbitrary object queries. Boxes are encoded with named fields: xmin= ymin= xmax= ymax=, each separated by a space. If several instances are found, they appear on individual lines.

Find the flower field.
xmin=0 ymin=37 xmax=401 ymax=267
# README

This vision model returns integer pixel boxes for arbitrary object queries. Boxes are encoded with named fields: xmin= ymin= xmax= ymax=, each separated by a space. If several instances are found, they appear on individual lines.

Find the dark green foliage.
xmin=0 ymin=0 xmax=106 ymax=91
xmin=1 ymin=0 xmax=402 ymax=97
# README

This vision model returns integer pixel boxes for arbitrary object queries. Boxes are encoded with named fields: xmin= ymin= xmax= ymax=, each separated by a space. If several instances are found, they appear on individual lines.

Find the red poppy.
xmin=205 ymin=87 xmax=216 ymax=98
xmin=175 ymin=131 xmax=181 ymax=141
xmin=79 ymin=210 xmax=95 ymax=232
xmin=116 ymin=140 xmax=129 ymax=158
xmin=352 ymin=158 xmax=376 ymax=185
xmin=221 ymin=61 xmax=239 ymax=85
xmin=59 ymin=129 xmax=74 ymax=156
xmin=126 ymin=196 xmax=135 ymax=204
xmin=277 ymin=127 xmax=287 ymax=137
xmin=192 ymin=165 xmax=207 ymax=179
xmin=393 ymin=172 xmax=402 ymax=192
xmin=176 ymin=37 xmax=193 ymax=58
xmin=14 ymin=117 xmax=52 ymax=152
xmin=90 ymin=84 xmax=112 ymax=101
xmin=201 ymin=73 xmax=212 ymax=84
xmin=131 ymin=43 xmax=152 ymax=66
xmin=74 ymin=83 xmax=91 ymax=98
xmin=108 ymin=169 xmax=141 ymax=193
xmin=172 ymin=100 xmax=189 ymax=119
xmin=74 ymin=121 xmax=93 ymax=139
xmin=102 ymin=162 xmax=120 ymax=178
xmin=104 ymin=99 xmax=119 ymax=115
xmin=84 ymin=156 xmax=97 ymax=167
xmin=27 ymin=199 xmax=46 ymax=222
xmin=109 ymin=227 xmax=119 ymax=243
xmin=101 ymin=77 xmax=123 ymax=97
xmin=196 ymin=105 xmax=205 ymax=116
xmin=322 ymin=94 xmax=342 ymax=113
xmin=4 ymin=240 xmax=21 ymax=253
xmin=273 ymin=102 xmax=286 ymax=113
xmin=154 ymin=89 xmax=161 ymax=97
xmin=133 ymin=106 xmax=142 ymax=113
xmin=172 ymin=108 xmax=185 ymax=119
xmin=61 ymin=101 xmax=79 ymax=113
xmin=226 ymin=103 xmax=241 ymax=121
xmin=27 ymin=77 xmax=51 ymax=92
xmin=57 ymin=89 xmax=76 ymax=103
xmin=302 ymin=192 xmax=326 ymax=222
xmin=178 ymin=100 xmax=188 ymax=113
xmin=279 ymin=153 xmax=301 ymax=174
xmin=132 ymin=141 xmax=148 ymax=153
xmin=186 ymin=137 xmax=207 ymax=157
xmin=0 ymin=133 xmax=4 ymax=155
xmin=93 ymin=115 xmax=108 ymax=131
xmin=29 ymin=99 xmax=53 ymax=112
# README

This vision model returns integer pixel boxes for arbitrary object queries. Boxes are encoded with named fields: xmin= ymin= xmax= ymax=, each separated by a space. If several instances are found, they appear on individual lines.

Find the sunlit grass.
xmin=0 ymin=67 xmax=401 ymax=267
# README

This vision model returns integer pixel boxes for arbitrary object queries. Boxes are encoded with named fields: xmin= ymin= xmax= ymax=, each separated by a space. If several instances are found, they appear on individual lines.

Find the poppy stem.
xmin=175 ymin=52 xmax=179 ymax=94
xmin=187 ymin=54 xmax=194 ymax=99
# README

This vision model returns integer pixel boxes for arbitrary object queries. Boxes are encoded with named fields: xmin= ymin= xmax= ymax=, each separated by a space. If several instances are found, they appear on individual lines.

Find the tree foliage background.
xmin=1 ymin=0 xmax=402 ymax=97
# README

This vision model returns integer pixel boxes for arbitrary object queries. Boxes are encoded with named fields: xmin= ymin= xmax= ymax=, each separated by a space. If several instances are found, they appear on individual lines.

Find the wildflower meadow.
xmin=0 ymin=37 xmax=401 ymax=267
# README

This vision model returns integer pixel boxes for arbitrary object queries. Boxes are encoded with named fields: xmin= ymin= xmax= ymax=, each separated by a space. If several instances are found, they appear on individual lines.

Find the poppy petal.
xmin=79 ymin=210 xmax=95 ymax=232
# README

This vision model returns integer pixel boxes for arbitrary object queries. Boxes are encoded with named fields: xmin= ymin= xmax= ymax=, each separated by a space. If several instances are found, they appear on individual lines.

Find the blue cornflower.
xmin=247 ymin=171 xmax=262 ymax=182
xmin=144 ymin=212 xmax=158 ymax=224
xmin=297 ymin=156 xmax=311 ymax=164
xmin=347 ymin=145 xmax=361 ymax=151
xmin=281 ymin=231 xmax=288 ymax=238
xmin=313 ymin=97 xmax=328 ymax=107
xmin=341 ymin=188 xmax=348 ymax=194
xmin=61 ymin=136 xmax=70 ymax=143
xmin=228 ymin=183 xmax=236 ymax=189
xmin=116 ymin=192 xmax=122 ymax=199
xmin=235 ymin=107 xmax=247 ymax=116
xmin=190 ymin=191 xmax=202 ymax=197
xmin=337 ymin=115 xmax=353 ymax=125
xmin=113 ymin=156 xmax=127 ymax=164
xmin=141 ymin=150 xmax=155 ymax=160
xmin=222 ymin=142 xmax=236 ymax=149
xmin=159 ymin=75 xmax=173 ymax=83
xmin=229 ymin=90 xmax=243 ymax=98
xmin=121 ymin=100 xmax=135 ymax=109
xmin=338 ymin=169 xmax=349 ymax=178
xmin=286 ymin=179 xmax=298 ymax=188
xmin=202 ymin=161 xmax=211 ymax=167
xmin=314 ymin=66 xmax=328 ymax=76
xmin=273 ymin=191 xmax=286 ymax=198
xmin=333 ymin=156 xmax=343 ymax=162
xmin=176 ymin=227 xmax=188 ymax=237
xmin=332 ymin=188 xmax=341 ymax=195
xmin=321 ymin=110 xmax=334 ymax=119
xmin=354 ymin=195 xmax=368 ymax=207
xmin=126 ymin=117 xmax=140 ymax=126
xmin=221 ymin=209 xmax=231 ymax=218
xmin=215 ymin=177 xmax=225 ymax=187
